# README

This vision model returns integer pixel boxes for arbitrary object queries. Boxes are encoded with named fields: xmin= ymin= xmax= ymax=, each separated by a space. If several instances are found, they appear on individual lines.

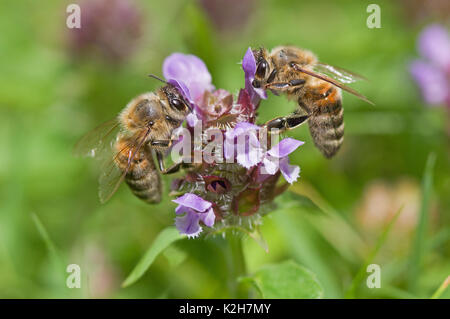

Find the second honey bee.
xmin=252 ymin=46 xmax=373 ymax=158
xmin=74 ymin=79 xmax=191 ymax=204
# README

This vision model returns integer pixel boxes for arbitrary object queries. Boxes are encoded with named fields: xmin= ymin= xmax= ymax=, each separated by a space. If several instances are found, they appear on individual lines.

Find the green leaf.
xmin=430 ymin=276 xmax=450 ymax=299
xmin=408 ymin=153 xmax=436 ymax=292
xmin=31 ymin=213 xmax=64 ymax=271
xmin=242 ymin=260 xmax=324 ymax=299
xmin=345 ymin=206 xmax=403 ymax=298
xmin=122 ymin=227 xmax=185 ymax=288
xmin=276 ymin=191 xmax=325 ymax=215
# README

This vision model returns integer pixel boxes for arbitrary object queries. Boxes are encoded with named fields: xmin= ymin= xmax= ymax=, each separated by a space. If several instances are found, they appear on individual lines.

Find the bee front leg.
xmin=265 ymin=114 xmax=309 ymax=132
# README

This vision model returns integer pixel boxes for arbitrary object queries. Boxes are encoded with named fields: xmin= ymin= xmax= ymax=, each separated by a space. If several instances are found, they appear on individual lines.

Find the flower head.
xmin=410 ymin=24 xmax=450 ymax=108
xmin=163 ymin=51 xmax=305 ymax=238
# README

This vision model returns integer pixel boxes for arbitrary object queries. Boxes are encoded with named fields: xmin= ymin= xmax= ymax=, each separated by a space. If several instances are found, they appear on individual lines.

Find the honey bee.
xmin=252 ymin=46 xmax=373 ymax=158
xmin=74 ymin=76 xmax=191 ymax=204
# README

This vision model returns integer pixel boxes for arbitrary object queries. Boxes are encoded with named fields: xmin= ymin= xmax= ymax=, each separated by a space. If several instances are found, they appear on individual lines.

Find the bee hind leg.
xmin=265 ymin=114 xmax=309 ymax=132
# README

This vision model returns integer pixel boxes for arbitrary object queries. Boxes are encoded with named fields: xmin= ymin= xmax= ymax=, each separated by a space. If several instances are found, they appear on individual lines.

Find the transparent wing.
xmin=313 ymin=63 xmax=368 ymax=84
xmin=74 ymin=119 xmax=151 ymax=203
xmin=293 ymin=63 xmax=374 ymax=105
xmin=73 ymin=119 xmax=121 ymax=159
xmin=97 ymin=139 xmax=132 ymax=204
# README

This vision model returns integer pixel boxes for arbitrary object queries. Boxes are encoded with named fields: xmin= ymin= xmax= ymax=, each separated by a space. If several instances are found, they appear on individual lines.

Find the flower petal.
xmin=418 ymin=24 xmax=450 ymax=70
xmin=267 ymin=138 xmax=304 ymax=158
xmin=172 ymin=193 xmax=212 ymax=212
xmin=279 ymin=157 xmax=300 ymax=184
xmin=163 ymin=53 xmax=214 ymax=101
xmin=242 ymin=47 xmax=257 ymax=78
xmin=225 ymin=121 xmax=260 ymax=139
xmin=236 ymin=142 xmax=262 ymax=168
xmin=223 ymin=137 xmax=235 ymax=161
xmin=175 ymin=210 xmax=202 ymax=238
xmin=186 ymin=112 xmax=200 ymax=127
xmin=234 ymin=127 xmax=263 ymax=168
xmin=242 ymin=47 xmax=268 ymax=103
xmin=261 ymin=154 xmax=279 ymax=175
xmin=168 ymin=79 xmax=192 ymax=104
xmin=198 ymin=207 xmax=215 ymax=227
xmin=410 ymin=60 xmax=449 ymax=105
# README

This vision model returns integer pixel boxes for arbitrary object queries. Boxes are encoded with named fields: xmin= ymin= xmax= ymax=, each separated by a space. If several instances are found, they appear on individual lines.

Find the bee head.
xmin=162 ymin=84 xmax=192 ymax=114
xmin=148 ymin=74 xmax=192 ymax=114
xmin=251 ymin=47 xmax=275 ymax=89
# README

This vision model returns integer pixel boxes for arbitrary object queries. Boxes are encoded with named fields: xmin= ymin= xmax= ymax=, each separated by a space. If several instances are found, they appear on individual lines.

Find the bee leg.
xmin=264 ymin=79 xmax=306 ymax=91
xmin=265 ymin=114 xmax=309 ymax=132
xmin=151 ymin=140 xmax=172 ymax=148
xmin=155 ymin=151 xmax=189 ymax=174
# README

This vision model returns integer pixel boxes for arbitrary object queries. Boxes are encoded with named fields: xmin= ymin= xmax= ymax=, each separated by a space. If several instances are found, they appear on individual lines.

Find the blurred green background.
xmin=0 ymin=0 xmax=449 ymax=298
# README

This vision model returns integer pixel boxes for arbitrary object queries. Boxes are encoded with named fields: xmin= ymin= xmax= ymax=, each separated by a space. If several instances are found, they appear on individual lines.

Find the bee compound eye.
xmin=170 ymin=98 xmax=184 ymax=111
xmin=256 ymin=60 xmax=268 ymax=78
xmin=252 ymin=79 xmax=261 ymax=88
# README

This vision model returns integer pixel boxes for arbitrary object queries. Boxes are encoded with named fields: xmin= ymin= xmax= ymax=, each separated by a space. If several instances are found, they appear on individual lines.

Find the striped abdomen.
xmin=115 ymin=139 xmax=162 ymax=203
xmin=300 ymin=84 xmax=344 ymax=158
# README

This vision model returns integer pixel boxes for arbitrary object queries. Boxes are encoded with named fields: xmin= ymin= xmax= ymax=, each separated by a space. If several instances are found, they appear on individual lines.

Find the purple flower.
xmin=418 ymin=25 xmax=450 ymax=71
xmin=260 ymin=138 xmax=304 ymax=184
xmin=68 ymin=0 xmax=142 ymax=62
xmin=410 ymin=24 xmax=450 ymax=108
xmin=173 ymin=193 xmax=215 ymax=238
xmin=224 ymin=122 xmax=263 ymax=168
xmin=242 ymin=47 xmax=267 ymax=104
xmin=164 ymin=51 xmax=306 ymax=238
xmin=163 ymin=53 xmax=215 ymax=103
xmin=224 ymin=123 xmax=304 ymax=183
xmin=199 ymin=0 xmax=255 ymax=33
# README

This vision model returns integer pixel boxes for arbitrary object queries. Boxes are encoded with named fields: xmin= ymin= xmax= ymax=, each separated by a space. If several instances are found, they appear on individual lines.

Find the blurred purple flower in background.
xmin=410 ymin=24 xmax=450 ymax=108
xmin=199 ymin=0 xmax=255 ymax=34
xmin=401 ymin=0 xmax=450 ymax=25
xmin=68 ymin=0 xmax=142 ymax=62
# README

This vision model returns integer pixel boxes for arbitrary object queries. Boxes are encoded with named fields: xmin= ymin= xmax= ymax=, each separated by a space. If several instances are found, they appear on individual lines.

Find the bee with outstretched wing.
xmin=74 ymin=82 xmax=191 ymax=203
xmin=251 ymin=46 xmax=373 ymax=158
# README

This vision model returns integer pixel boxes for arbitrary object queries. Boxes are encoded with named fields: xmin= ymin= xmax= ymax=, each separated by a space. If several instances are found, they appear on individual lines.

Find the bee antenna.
xmin=148 ymin=74 xmax=168 ymax=84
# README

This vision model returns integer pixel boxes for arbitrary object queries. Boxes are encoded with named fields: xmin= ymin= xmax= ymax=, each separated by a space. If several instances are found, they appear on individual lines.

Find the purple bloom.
xmin=173 ymin=193 xmax=215 ymax=238
xmin=242 ymin=47 xmax=267 ymax=104
xmin=224 ymin=123 xmax=304 ymax=183
xmin=260 ymin=138 xmax=304 ymax=184
xmin=418 ymin=25 xmax=450 ymax=71
xmin=199 ymin=0 xmax=255 ymax=33
xmin=164 ymin=50 xmax=306 ymax=238
xmin=163 ymin=53 xmax=215 ymax=103
xmin=410 ymin=24 xmax=450 ymax=108
xmin=68 ymin=0 xmax=142 ymax=62
xmin=224 ymin=122 xmax=263 ymax=168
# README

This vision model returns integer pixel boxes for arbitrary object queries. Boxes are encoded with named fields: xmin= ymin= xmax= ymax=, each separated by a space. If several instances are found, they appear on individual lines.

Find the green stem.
xmin=430 ymin=276 xmax=449 ymax=299
xmin=228 ymin=234 xmax=248 ymax=298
